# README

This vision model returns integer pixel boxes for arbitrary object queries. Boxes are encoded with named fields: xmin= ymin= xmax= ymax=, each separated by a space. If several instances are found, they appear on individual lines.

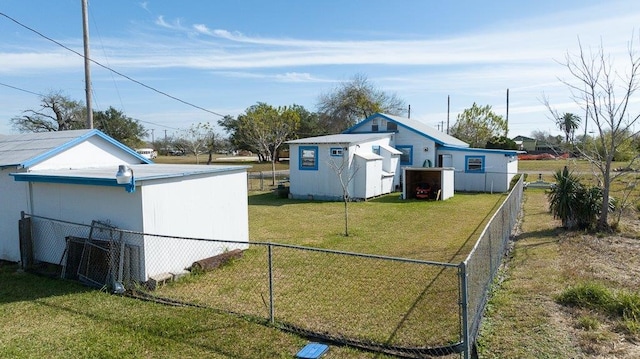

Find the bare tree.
xmin=11 ymin=91 xmax=85 ymax=132
xmin=548 ymin=35 xmax=640 ymax=230
xmin=316 ymin=74 xmax=406 ymax=133
xmin=178 ymin=123 xmax=214 ymax=164
xmin=327 ymin=153 xmax=359 ymax=237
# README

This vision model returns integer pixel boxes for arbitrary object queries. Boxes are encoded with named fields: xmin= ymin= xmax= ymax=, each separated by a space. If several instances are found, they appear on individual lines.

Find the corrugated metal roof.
xmin=0 ymin=130 xmax=151 ymax=168
xmin=286 ymin=132 xmax=391 ymax=145
xmin=0 ymin=130 xmax=93 ymax=167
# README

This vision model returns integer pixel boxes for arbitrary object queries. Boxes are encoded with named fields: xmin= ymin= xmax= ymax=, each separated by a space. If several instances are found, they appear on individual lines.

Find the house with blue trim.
xmin=286 ymin=113 xmax=519 ymax=201
xmin=0 ymin=129 xmax=249 ymax=283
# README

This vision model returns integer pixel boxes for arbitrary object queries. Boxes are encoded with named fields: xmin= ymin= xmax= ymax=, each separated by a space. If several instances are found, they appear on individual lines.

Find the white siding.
xmin=31 ymin=136 xmax=142 ymax=170
xmin=438 ymin=150 xmax=514 ymax=192
xmin=0 ymin=168 xmax=29 ymax=262
xmin=28 ymin=183 xmax=143 ymax=266
xmin=289 ymin=137 xmax=396 ymax=201
xmin=140 ymin=171 xmax=249 ymax=278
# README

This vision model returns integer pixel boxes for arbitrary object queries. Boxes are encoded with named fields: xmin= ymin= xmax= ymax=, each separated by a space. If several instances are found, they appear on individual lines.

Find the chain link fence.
xmin=247 ymin=170 xmax=289 ymax=192
xmin=460 ymin=175 xmax=524 ymax=357
xmin=19 ymin=175 xmax=524 ymax=358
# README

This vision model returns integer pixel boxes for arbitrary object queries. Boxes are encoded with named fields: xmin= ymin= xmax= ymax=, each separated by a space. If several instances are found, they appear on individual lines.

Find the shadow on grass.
xmin=32 ymin=299 xmax=264 ymax=359
xmin=0 ymin=261 xmax=92 ymax=304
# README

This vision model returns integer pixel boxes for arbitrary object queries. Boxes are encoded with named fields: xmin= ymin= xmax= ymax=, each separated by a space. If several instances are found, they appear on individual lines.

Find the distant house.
xmin=512 ymin=135 xmax=537 ymax=152
xmin=0 ymin=130 xmax=249 ymax=282
xmin=287 ymin=113 xmax=519 ymax=200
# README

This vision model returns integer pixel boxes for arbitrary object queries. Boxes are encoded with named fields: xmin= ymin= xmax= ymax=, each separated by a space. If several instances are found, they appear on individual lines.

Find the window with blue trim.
xmin=465 ymin=155 xmax=485 ymax=173
xmin=372 ymin=145 xmax=380 ymax=155
xmin=397 ymin=145 xmax=413 ymax=165
xmin=299 ymin=146 xmax=318 ymax=170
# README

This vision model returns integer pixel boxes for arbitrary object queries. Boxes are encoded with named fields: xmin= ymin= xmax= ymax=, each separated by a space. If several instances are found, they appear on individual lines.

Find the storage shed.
xmin=0 ymin=130 xmax=250 ymax=283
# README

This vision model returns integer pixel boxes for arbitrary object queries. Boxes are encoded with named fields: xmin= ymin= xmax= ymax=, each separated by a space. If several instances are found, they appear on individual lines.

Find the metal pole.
xmin=459 ymin=262 xmax=471 ymax=359
xmin=81 ymin=0 xmax=93 ymax=128
xmin=268 ymin=244 xmax=275 ymax=324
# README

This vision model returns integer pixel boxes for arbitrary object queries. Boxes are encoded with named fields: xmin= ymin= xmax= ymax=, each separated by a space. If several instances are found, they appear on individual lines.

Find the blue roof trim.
xmin=344 ymin=113 xmax=456 ymax=146
xmin=439 ymin=145 xmax=520 ymax=155
xmin=20 ymin=129 xmax=152 ymax=168
xmin=11 ymin=173 xmax=125 ymax=188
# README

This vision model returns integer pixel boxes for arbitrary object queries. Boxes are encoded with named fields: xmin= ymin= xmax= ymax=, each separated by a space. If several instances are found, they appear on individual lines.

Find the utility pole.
xmin=150 ymin=129 xmax=155 ymax=143
xmin=505 ymin=88 xmax=509 ymax=136
xmin=81 ymin=0 xmax=93 ymax=129
xmin=447 ymin=95 xmax=450 ymax=134
xmin=408 ymin=104 xmax=411 ymax=119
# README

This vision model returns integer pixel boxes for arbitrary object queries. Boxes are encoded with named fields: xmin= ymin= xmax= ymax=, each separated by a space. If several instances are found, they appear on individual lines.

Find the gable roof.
xmin=286 ymin=132 xmax=391 ymax=145
xmin=0 ymin=129 xmax=152 ymax=168
xmin=345 ymin=113 xmax=470 ymax=148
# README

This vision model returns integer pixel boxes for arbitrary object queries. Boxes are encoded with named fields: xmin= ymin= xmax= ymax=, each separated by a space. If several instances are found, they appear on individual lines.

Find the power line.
xmin=0 ymin=82 xmax=43 ymax=97
xmin=0 ymin=11 xmax=226 ymax=119
xmin=0 ymin=80 xmax=182 ymax=131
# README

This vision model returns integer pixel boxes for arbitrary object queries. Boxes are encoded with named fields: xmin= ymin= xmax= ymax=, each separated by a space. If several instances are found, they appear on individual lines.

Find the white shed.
xmin=287 ymin=133 xmax=400 ymax=201
xmin=0 ymin=130 xmax=250 ymax=282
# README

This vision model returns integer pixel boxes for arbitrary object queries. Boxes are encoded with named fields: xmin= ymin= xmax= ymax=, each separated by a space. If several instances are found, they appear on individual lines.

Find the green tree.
xmin=237 ymin=103 xmax=300 ymax=184
xmin=316 ymin=74 xmax=406 ymax=133
xmin=450 ymin=103 xmax=507 ymax=147
xmin=93 ymin=107 xmax=147 ymax=148
xmin=486 ymin=135 xmax=517 ymax=150
xmin=218 ymin=114 xmax=253 ymax=153
xmin=290 ymin=104 xmax=325 ymax=138
xmin=11 ymin=91 xmax=85 ymax=132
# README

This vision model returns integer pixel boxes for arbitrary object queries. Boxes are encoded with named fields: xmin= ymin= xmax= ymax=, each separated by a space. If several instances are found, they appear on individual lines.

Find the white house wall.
xmin=31 ymin=136 xmax=142 ymax=170
xmin=28 ymin=182 xmax=144 ymax=266
xmin=289 ymin=144 xmax=347 ymax=200
xmin=0 ymin=168 xmax=29 ymax=262
xmin=438 ymin=149 xmax=514 ymax=192
xmin=140 ymin=170 xmax=249 ymax=278
xmin=289 ymin=138 xmax=394 ymax=201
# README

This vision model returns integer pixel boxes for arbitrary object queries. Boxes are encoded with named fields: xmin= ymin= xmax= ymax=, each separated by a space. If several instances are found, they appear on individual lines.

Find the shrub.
xmin=547 ymin=166 xmax=607 ymax=230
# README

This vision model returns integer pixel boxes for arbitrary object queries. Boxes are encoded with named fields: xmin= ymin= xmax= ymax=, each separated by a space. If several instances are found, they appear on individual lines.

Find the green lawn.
xmin=1 ymin=189 xmax=507 ymax=357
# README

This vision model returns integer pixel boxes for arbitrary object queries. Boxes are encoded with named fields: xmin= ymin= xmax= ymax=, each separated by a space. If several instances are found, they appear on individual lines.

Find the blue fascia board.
xmin=10 ymin=173 xmax=123 ymax=188
xmin=439 ymin=145 xmax=519 ymax=155
xmin=20 ymin=129 xmax=152 ymax=168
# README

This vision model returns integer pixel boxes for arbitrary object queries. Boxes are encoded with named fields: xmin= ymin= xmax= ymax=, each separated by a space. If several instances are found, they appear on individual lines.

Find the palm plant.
xmin=557 ymin=113 xmax=581 ymax=144
xmin=547 ymin=166 xmax=582 ymax=229
xmin=547 ymin=166 xmax=611 ymax=230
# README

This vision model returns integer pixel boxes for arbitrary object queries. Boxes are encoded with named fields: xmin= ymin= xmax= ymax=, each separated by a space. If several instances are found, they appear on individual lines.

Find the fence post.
xmin=268 ymin=244 xmax=275 ymax=324
xmin=459 ymin=262 xmax=471 ymax=359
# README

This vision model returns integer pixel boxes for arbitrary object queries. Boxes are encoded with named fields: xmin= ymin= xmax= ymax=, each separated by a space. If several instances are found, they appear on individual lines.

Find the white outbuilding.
xmin=0 ymin=130 xmax=249 ymax=283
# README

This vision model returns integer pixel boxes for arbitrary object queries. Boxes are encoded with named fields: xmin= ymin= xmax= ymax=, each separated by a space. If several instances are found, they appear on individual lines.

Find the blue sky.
xmin=1 ymin=0 xmax=638 ymax=140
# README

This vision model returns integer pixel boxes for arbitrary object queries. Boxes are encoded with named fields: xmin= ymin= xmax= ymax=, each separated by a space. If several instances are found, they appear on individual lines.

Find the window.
xmin=372 ymin=118 xmax=379 ymax=132
xmin=465 ymin=155 xmax=485 ymax=173
xmin=372 ymin=145 xmax=380 ymax=155
xmin=299 ymin=146 xmax=318 ymax=170
xmin=397 ymin=145 xmax=413 ymax=165
xmin=387 ymin=121 xmax=397 ymax=131
xmin=330 ymin=147 xmax=343 ymax=156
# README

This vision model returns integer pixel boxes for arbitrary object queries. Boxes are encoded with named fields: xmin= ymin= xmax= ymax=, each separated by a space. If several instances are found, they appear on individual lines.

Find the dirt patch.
xmin=553 ymin=225 xmax=640 ymax=358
